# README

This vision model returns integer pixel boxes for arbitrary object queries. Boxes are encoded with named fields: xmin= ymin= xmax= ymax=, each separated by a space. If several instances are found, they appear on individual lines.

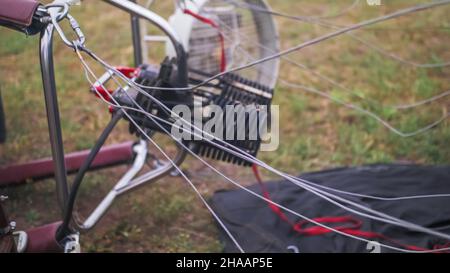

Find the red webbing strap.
xmin=183 ymin=9 xmax=227 ymax=72
xmin=293 ymin=216 xmax=362 ymax=235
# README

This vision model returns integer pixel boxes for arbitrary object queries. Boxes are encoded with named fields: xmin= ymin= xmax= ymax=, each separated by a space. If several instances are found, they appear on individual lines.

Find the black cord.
xmin=0 ymin=87 xmax=6 ymax=143
xmin=57 ymin=110 xmax=125 ymax=241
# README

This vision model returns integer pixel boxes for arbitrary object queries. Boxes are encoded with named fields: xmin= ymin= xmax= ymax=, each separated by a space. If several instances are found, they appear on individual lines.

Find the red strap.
xmin=92 ymin=66 xmax=137 ymax=102
xmin=293 ymin=216 xmax=362 ymax=235
xmin=183 ymin=9 xmax=227 ymax=72
xmin=252 ymin=164 xmax=290 ymax=222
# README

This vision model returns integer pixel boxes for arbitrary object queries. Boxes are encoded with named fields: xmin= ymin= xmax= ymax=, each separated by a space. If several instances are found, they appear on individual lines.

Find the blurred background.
xmin=0 ymin=0 xmax=448 ymax=252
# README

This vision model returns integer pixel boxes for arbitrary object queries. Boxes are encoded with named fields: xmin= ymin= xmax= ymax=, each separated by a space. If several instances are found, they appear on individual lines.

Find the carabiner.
xmin=46 ymin=3 xmax=86 ymax=50
xmin=67 ymin=14 xmax=86 ymax=48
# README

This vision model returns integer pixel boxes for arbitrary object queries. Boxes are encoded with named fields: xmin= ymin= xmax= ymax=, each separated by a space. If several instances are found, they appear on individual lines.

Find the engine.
xmin=119 ymin=59 xmax=274 ymax=166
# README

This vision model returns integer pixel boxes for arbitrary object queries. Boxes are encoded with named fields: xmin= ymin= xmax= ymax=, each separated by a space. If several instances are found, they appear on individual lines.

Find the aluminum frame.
xmin=103 ymin=0 xmax=188 ymax=86
xmin=0 ymin=0 xmax=191 ymax=252
xmin=38 ymin=0 xmax=189 ymax=230
xmin=39 ymin=24 xmax=69 ymax=212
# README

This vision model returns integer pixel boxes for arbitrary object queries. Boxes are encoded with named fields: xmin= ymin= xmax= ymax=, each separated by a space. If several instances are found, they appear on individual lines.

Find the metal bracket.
xmin=78 ymin=139 xmax=186 ymax=230
xmin=12 ymin=231 xmax=28 ymax=253
xmin=0 ymin=221 xmax=14 ymax=237
xmin=64 ymin=233 xmax=81 ymax=253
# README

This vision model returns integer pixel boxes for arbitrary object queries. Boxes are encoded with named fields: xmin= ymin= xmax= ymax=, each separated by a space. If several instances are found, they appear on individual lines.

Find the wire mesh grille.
xmin=187 ymin=0 xmax=279 ymax=87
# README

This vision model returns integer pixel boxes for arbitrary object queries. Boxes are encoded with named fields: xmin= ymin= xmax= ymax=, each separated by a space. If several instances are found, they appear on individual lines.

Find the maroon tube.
xmin=25 ymin=221 xmax=63 ymax=253
xmin=0 ymin=141 xmax=134 ymax=186
xmin=0 ymin=202 xmax=15 ymax=253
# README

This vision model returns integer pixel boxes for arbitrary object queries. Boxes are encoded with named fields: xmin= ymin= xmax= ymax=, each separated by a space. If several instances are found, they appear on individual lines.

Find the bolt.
xmin=0 ymin=195 xmax=8 ymax=202
xmin=10 ymin=221 xmax=16 ymax=231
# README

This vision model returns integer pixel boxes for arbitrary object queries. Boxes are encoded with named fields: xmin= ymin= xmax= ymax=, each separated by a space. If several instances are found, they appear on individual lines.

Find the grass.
xmin=0 ymin=0 xmax=449 ymax=252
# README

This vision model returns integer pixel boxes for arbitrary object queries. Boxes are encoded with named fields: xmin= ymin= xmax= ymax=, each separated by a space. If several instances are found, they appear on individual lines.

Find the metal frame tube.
xmin=80 ymin=141 xmax=186 ymax=231
xmin=103 ymin=0 xmax=188 ymax=87
xmin=129 ymin=0 xmax=143 ymax=66
xmin=0 ymin=141 xmax=135 ymax=186
xmin=0 ymin=201 xmax=16 ymax=253
xmin=57 ymin=110 xmax=125 ymax=239
xmin=34 ymin=2 xmax=189 ymax=236
xmin=40 ymin=24 xmax=69 ymax=212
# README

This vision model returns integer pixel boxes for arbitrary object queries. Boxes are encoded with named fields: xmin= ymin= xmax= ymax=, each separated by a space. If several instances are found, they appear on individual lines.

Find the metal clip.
xmin=13 ymin=231 xmax=28 ymax=253
xmin=67 ymin=14 xmax=86 ymax=48
xmin=46 ymin=3 xmax=86 ymax=50
xmin=64 ymin=233 xmax=81 ymax=253
xmin=53 ymin=0 xmax=81 ymax=6
xmin=0 ymin=221 xmax=15 ymax=236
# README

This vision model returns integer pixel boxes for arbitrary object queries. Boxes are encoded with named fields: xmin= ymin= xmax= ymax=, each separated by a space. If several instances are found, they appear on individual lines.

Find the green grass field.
xmin=0 ymin=0 xmax=449 ymax=252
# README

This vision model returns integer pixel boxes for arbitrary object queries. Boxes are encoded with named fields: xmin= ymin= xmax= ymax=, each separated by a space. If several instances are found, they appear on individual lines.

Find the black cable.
xmin=0 ymin=87 xmax=6 ymax=143
xmin=57 ymin=109 xmax=125 ymax=241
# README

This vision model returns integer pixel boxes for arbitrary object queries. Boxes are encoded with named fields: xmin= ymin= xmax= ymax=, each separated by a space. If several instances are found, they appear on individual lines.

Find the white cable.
xmin=281 ymin=80 xmax=450 ymax=137
xmin=83 ymin=0 xmax=450 ymax=93
xmin=76 ymin=49 xmax=450 ymax=252
xmin=229 ymin=0 xmax=450 ymax=68
xmin=78 ymin=48 xmax=450 ymax=242
xmin=51 ymin=1 xmax=446 ymax=252
xmin=212 ymin=15 xmax=450 ymax=111
xmin=75 ymin=48 xmax=245 ymax=253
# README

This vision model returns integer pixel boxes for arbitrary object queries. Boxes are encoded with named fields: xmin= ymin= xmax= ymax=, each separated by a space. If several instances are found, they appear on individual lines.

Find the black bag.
xmin=210 ymin=164 xmax=450 ymax=253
